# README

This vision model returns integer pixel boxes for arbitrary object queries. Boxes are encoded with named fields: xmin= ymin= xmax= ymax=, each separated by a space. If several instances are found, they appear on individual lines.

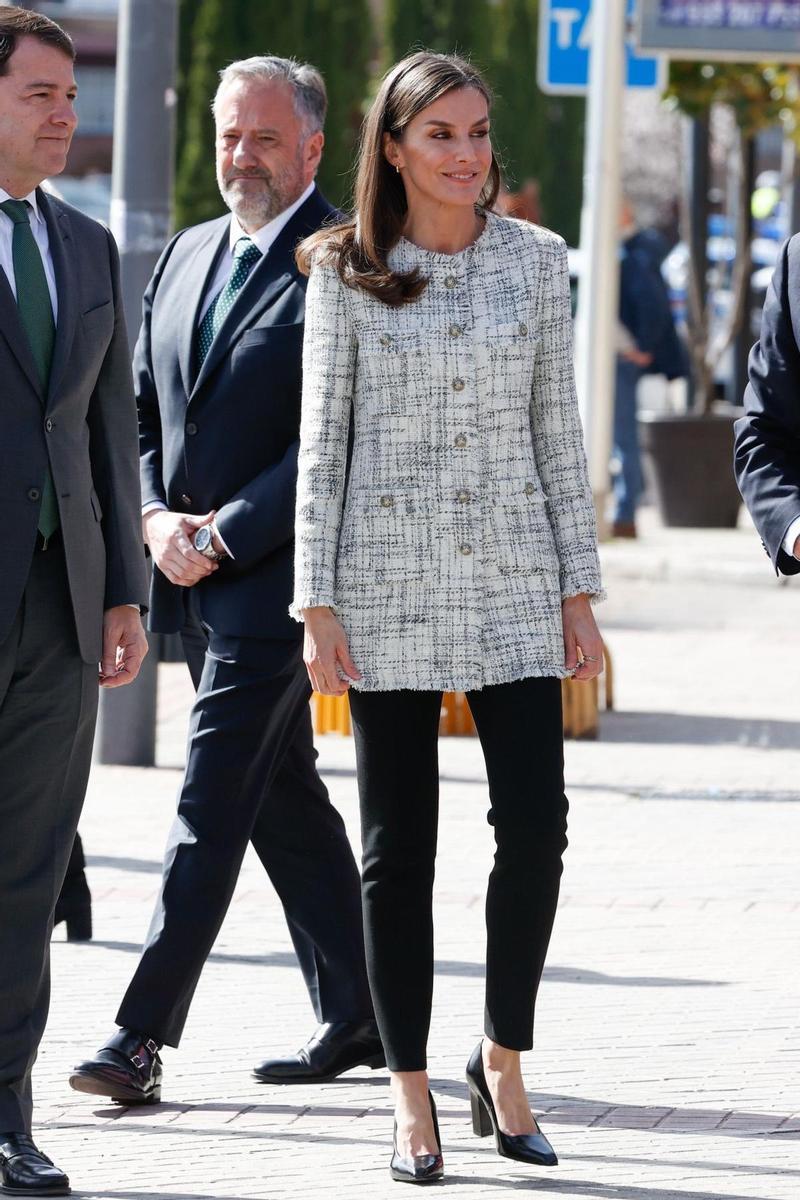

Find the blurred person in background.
xmin=0 ymin=7 xmax=148 ymax=1194
xmin=293 ymin=50 xmax=603 ymax=1185
xmin=69 ymin=55 xmax=381 ymax=1113
xmin=613 ymin=199 xmax=685 ymax=538
xmin=735 ymin=234 xmax=800 ymax=573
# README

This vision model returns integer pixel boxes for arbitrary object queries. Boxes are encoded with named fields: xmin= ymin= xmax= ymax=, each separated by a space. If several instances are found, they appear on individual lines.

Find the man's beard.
xmin=217 ymin=159 xmax=304 ymax=229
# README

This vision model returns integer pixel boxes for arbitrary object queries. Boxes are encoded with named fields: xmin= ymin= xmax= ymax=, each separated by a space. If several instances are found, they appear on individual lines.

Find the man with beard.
xmin=69 ymin=57 xmax=381 ymax=1105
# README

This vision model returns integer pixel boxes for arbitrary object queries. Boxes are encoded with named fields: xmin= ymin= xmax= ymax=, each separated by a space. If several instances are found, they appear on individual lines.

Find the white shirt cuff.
xmin=782 ymin=515 xmax=800 ymax=558
xmin=213 ymin=522 xmax=234 ymax=559
xmin=142 ymin=500 xmax=168 ymax=516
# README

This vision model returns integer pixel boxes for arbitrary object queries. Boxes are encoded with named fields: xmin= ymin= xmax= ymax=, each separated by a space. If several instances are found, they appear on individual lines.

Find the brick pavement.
xmin=34 ymin=516 xmax=800 ymax=1199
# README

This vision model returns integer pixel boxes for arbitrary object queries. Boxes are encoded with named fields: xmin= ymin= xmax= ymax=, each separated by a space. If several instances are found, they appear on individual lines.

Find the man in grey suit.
xmin=0 ymin=9 xmax=148 ymax=1195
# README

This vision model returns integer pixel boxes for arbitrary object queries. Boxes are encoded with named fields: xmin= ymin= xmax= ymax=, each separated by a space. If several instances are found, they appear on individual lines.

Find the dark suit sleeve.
xmin=87 ymin=227 xmax=150 ymax=610
xmin=136 ymin=234 xmax=182 ymax=510
xmin=734 ymin=235 xmax=800 ymax=576
xmin=214 ymin=439 xmax=299 ymax=569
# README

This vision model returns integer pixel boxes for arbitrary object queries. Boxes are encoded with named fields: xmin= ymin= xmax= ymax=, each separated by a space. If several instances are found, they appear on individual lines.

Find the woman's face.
xmin=384 ymin=85 xmax=492 ymax=212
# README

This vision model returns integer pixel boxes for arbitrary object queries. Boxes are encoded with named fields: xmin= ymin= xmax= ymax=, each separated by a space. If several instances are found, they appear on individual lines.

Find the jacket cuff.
xmin=289 ymin=594 xmax=336 ymax=622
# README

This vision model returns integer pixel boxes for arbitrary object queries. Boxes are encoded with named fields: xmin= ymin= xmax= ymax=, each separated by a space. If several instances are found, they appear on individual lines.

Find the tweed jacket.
xmin=292 ymin=212 xmax=604 ymax=692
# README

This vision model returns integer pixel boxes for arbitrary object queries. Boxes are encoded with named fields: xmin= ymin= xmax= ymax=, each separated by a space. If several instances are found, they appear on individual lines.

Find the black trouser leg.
xmin=249 ymin=707 xmax=373 ymax=1023
xmin=349 ymin=679 xmax=567 ymax=1071
xmin=0 ymin=542 xmax=97 ymax=1131
xmin=466 ymin=677 xmax=568 ymax=1051
xmin=348 ymin=689 xmax=442 ymax=1072
xmin=176 ymin=599 xmax=372 ymax=1026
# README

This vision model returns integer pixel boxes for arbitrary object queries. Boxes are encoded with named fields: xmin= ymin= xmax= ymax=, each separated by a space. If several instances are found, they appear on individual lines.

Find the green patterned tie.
xmin=1 ymin=198 xmax=58 ymax=541
xmin=197 ymin=236 xmax=261 ymax=365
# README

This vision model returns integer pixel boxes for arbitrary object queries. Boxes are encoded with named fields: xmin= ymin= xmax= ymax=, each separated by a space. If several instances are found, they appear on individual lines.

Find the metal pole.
xmin=95 ymin=0 xmax=178 ymax=766
xmin=685 ymin=114 xmax=710 ymax=410
xmin=573 ymin=0 xmax=627 ymax=538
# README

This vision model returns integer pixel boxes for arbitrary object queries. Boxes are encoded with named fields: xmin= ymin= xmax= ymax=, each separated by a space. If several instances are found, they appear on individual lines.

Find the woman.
xmin=292 ymin=51 xmax=604 ymax=1183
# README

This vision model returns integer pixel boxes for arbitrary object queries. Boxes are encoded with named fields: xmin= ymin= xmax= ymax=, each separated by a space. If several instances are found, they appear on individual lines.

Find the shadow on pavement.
xmin=74 ymin=940 xmax=724 ymax=989
xmin=600 ymin=711 xmax=800 ymax=750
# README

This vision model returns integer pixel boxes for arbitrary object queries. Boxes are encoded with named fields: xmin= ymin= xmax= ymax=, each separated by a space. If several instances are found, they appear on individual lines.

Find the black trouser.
xmin=348 ymin=677 xmax=567 ymax=1072
xmin=116 ymin=595 xmax=372 ymax=1047
xmin=0 ymin=539 xmax=98 ymax=1131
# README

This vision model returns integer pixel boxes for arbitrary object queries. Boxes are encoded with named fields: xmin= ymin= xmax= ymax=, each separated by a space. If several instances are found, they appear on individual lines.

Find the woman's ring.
xmin=582 ymin=655 xmax=599 ymax=662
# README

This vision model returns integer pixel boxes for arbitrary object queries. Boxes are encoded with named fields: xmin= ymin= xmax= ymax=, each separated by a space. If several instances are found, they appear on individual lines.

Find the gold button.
xmin=454 ymin=434 xmax=467 ymax=448
xmin=379 ymin=333 xmax=393 ymax=347
xmin=449 ymin=323 xmax=462 ymax=338
xmin=457 ymin=490 xmax=470 ymax=503
xmin=444 ymin=274 xmax=457 ymax=289
xmin=519 ymin=322 xmax=529 ymax=336
xmin=460 ymin=544 xmax=473 ymax=556
xmin=452 ymin=378 xmax=465 ymax=392
xmin=379 ymin=494 xmax=394 ymax=508
xmin=524 ymin=482 xmax=535 ymax=496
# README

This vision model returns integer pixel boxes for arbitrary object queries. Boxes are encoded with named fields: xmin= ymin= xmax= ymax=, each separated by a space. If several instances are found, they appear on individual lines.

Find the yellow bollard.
xmin=312 ymin=642 xmax=613 ymax=740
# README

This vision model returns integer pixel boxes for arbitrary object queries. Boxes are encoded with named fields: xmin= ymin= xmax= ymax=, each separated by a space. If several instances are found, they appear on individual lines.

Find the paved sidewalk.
xmin=36 ymin=512 xmax=800 ymax=1200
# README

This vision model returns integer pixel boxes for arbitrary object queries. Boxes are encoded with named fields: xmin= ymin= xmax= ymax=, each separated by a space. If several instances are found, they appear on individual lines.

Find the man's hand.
xmin=793 ymin=535 xmax=800 ymax=560
xmin=621 ymin=347 xmax=654 ymax=368
xmin=562 ymin=594 xmax=604 ymax=683
xmin=143 ymin=509 xmax=219 ymax=586
xmin=100 ymin=606 xmax=149 ymax=688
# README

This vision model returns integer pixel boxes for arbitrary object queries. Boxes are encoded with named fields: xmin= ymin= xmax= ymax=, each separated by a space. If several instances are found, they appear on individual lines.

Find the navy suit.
xmin=735 ymin=235 xmax=800 ymax=578
xmin=118 ymin=188 xmax=372 ymax=1046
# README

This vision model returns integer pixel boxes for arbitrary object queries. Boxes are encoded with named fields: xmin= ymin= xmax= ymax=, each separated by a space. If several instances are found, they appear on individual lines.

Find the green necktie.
xmin=1 ymin=198 xmax=58 ymax=540
xmin=197 ymin=236 xmax=261 ymax=366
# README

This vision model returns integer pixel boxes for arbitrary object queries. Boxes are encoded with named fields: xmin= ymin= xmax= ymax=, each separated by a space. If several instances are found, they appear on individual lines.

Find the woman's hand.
xmin=562 ymin=594 xmax=603 ymax=683
xmin=302 ymin=606 xmax=362 ymax=695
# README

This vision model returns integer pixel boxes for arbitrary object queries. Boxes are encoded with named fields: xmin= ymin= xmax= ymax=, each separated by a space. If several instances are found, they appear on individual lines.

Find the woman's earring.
xmin=395 ymin=164 xmax=401 ymax=174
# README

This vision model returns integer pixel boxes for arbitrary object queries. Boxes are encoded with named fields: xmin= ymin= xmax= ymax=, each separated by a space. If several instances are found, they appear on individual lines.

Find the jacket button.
xmin=379 ymin=494 xmax=394 ymax=508
xmin=180 ymin=493 xmax=192 ymax=506
xmin=524 ymin=482 xmax=535 ymax=496
xmin=27 ymin=487 xmax=40 ymax=501
xmin=519 ymin=322 xmax=529 ymax=336
xmin=457 ymin=490 xmax=470 ymax=503
xmin=186 ymin=422 xmax=198 ymax=436
xmin=454 ymin=434 xmax=467 ymax=448
xmin=452 ymin=378 xmax=465 ymax=392
xmin=449 ymin=324 xmax=462 ymax=338
xmin=460 ymin=544 xmax=473 ymax=556
xmin=44 ymin=418 xmax=53 ymax=432
xmin=379 ymin=333 xmax=393 ymax=347
xmin=444 ymin=274 xmax=457 ymax=289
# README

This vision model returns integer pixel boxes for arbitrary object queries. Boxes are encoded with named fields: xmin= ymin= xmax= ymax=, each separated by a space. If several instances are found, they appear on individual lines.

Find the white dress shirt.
xmin=197 ymin=181 xmax=315 ymax=324
xmin=0 ymin=186 xmax=58 ymax=320
xmin=143 ymin=182 xmax=317 ymax=560
xmin=782 ymin=515 xmax=800 ymax=558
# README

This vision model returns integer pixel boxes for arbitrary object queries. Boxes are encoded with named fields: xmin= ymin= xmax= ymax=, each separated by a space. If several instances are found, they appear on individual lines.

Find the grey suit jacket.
xmin=0 ymin=188 xmax=148 ymax=663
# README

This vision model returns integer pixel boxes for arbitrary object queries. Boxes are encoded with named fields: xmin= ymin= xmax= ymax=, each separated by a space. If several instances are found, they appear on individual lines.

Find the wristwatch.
xmin=193 ymin=522 xmax=225 ymax=561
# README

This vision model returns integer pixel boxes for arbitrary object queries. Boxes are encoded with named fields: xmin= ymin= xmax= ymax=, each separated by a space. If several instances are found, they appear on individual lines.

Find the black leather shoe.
xmin=69 ymin=1028 xmax=162 ymax=1105
xmin=0 ymin=1133 xmax=70 ymax=1196
xmin=390 ymin=1092 xmax=444 ymax=1185
xmin=465 ymin=1042 xmax=557 ymax=1166
xmin=253 ymin=1020 xmax=385 ymax=1084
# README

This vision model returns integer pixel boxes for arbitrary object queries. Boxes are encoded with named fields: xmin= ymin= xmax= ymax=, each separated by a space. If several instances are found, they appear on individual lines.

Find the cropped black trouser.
xmin=348 ymin=676 xmax=568 ymax=1072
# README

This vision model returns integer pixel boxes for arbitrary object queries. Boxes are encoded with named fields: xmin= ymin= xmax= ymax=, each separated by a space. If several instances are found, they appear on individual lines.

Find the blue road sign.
xmin=538 ymin=0 xmax=665 ymax=96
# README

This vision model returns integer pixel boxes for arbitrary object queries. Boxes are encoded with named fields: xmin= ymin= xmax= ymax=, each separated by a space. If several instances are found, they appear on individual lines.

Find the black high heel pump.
xmin=390 ymin=1090 xmax=444 ymax=1184
xmin=465 ymin=1041 xmax=557 ymax=1167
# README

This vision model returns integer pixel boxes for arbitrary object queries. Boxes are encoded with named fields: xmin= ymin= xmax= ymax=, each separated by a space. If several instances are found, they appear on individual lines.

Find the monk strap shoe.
xmin=68 ymin=1028 xmax=162 ymax=1105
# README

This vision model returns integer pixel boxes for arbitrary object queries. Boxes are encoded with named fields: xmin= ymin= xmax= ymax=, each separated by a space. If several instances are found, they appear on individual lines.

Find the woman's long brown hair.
xmin=296 ymin=51 xmax=501 ymax=307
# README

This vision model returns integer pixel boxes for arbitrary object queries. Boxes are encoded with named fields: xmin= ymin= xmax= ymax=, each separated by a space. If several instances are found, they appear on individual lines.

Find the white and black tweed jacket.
xmin=292 ymin=212 xmax=604 ymax=692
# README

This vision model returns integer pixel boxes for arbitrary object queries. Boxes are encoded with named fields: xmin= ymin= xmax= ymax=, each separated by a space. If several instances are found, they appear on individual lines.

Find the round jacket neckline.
xmin=394 ymin=209 xmax=495 ymax=265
